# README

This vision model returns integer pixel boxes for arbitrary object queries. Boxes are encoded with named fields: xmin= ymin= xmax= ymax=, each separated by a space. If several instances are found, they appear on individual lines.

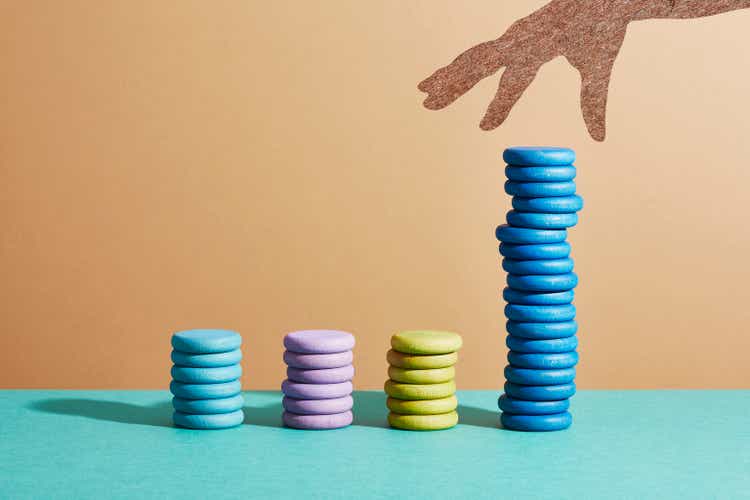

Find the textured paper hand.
xmin=418 ymin=0 xmax=750 ymax=141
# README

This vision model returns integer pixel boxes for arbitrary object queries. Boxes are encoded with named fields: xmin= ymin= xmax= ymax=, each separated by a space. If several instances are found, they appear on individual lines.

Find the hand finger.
xmin=479 ymin=64 xmax=541 ymax=131
xmin=579 ymin=60 xmax=616 ymax=142
xmin=419 ymin=40 xmax=507 ymax=110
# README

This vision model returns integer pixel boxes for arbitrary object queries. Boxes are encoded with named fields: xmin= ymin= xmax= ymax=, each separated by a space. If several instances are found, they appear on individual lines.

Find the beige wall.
xmin=2 ymin=1 xmax=749 ymax=389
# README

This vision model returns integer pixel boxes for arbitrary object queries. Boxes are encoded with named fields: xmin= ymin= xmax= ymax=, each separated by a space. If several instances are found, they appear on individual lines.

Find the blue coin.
xmin=504 ymin=304 xmax=576 ymax=322
xmin=504 ymin=365 xmax=576 ymax=385
xmin=505 ymin=181 xmax=576 ymax=198
xmin=172 ymin=394 xmax=245 ymax=415
xmin=498 ymin=394 xmax=570 ymax=415
xmin=504 ymin=381 xmax=577 ymax=401
xmin=506 ymin=335 xmax=579 ymax=353
xmin=505 ymin=165 xmax=576 ymax=182
xmin=502 ymin=258 xmax=574 ymax=275
xmin=512 ymin=195 xmax=584 ymax=213
xmin=495 ymin=225 xmax=567 ymax=244
xmin=499 ymin=242 xmax=571 ymax=260
xmin=169 ymin=380 xmax=242 ymax=400
xmin=501 ymin=411 xmax=572 ymax=431
xmin=507 ymin=273 xmax=578 ymax=292
xmin=171 ymin=364 xmax=242 ymax=384
xmin=171 ymin=329 xmax=242 ymax=354
xmin=506 ymin=321 xmax=578 ymax=339
xmin=506 ymin=211 xmax=578 ymax=229
xmin=503 ymin=147 xmax=575 ymax=166
xmin=508 ymin=351 xmax=578 ymax=369
xmin=171 ymin=349 xmax=243 ymax=368
xmin=503 ymin=288 xmax=574 ymax=305
xmin=173 ymin=409 xmax=244 ymax=429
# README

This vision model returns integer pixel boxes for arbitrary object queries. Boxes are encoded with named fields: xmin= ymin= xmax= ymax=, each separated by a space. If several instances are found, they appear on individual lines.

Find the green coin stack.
xmin=384 ymin=330 xmax=463 ymax=430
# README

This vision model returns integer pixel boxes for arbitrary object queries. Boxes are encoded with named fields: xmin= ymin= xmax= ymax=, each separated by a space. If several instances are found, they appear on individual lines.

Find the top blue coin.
xmin=503 ymin=147 xmax=575 ymax=166
xmin=171 ymin=329 xmax=242 ymax=354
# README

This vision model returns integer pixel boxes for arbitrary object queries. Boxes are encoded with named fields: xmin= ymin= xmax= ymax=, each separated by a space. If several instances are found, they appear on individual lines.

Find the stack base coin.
xmin=501 ymin=411 xmax=572 ymax=431
xmin=173 ymin=409 xmax=244 ymax=429
xmin=283 ymin=411 xmax=353 ymax=430
xmin=388 ymin=411 xmax=458 ymax=431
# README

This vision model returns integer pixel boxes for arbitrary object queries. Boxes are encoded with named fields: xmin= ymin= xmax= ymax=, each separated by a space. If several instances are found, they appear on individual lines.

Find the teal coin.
xmin=506 ymin=335 xmax=578 ymax=353
xmin=496 ymin=225 xmax=567 ymax=244
xmin=501 ymin=412 xmax=572 ymax=431
xmin=172 ymin=394 xmax=245 ymax=414
xmin=505 ymin=165 xmax=576 ymax=182
xmin=512 ymin=195 xmax=583 ymax=213
xmin=506 ymin=211 xmax=578 ymax=229
xmin=499 ymin=242 xmax=571 ymax=260
xmin=503 ymin=147 xmax=575 ymax=166
xmin=504 ymin=365 xmax=576 ymax=385
xmin=502 ymin=258 xmax=574 ymax=275
xmin=498 ymin=394 xmax=570 ymax=415
xmin=171 ymin=364 xmax=242 ymax=384
xmin=508 ymin=351 xmax=578 ymax=369
xmin=506 ymin=321 xmax=578 ymax=339
xmin=171 ymin=349 xmax=242 ymax=368
xmin=503 ymin=288 xmax=574 ymax=305
xmin=507 ymin=273 xmax=578 ymax=292
xmin=505 ymin=181 xmax=576 ymax=198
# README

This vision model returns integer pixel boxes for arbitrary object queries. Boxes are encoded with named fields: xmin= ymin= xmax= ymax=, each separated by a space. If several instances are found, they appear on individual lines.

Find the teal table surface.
xmin=1 ymin=390 xmax=748 ymax=499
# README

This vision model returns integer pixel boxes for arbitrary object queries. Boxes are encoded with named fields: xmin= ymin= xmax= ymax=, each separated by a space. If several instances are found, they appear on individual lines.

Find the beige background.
xmin=2 ymin=1 xmax=749 ymax=390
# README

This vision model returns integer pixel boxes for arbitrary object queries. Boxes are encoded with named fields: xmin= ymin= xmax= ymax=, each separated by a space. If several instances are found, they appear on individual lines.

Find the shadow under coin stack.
xmin=282 ymin=330 xmax=355 ymax=430
xmin=385 ymin=331 xmax=462 ymax=431
xmin=495 ymin=147 xmax=582 ymax=432
xmin=170 ymin=329 xmax=244 ymax=429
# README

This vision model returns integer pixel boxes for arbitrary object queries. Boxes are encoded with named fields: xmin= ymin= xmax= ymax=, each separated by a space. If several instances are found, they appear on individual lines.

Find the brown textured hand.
xmin=418 ymin=0 xmax=750 ymax=141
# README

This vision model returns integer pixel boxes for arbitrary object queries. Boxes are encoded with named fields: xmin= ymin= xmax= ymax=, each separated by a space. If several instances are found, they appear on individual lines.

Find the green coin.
xmin=386 ymin=349 xmax=458 ymax=369
xmin=388 ymin=411 xmax=458 ymax=431
xmin=386 ymin=395 xmax=458 ymax=415
xmin=388 ymin=366 xmax=455 ymax=384
xmin=384 ymin=379 xmax=456 ymax=400
xmin=390 ymin=330 xmax=463 ymax=355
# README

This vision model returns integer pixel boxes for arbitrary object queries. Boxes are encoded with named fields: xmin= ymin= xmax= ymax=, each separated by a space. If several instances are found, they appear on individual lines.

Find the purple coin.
xmin=282 ymin=395 xmax=353 ymax=415
xmin=283 ymin=411 xmax=353 ymax=430
xmin=281 ymin=379 xmax=353 ymax=399
xmin=284 ymin=330 xmax=355 ymax=354
xmin=283 ymin=350 xmax=353 ymax=369
xmin=287 ymin=365 xmax=354 ymax=384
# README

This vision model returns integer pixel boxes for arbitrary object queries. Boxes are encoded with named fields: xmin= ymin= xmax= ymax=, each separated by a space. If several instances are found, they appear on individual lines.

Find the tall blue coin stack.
xmin=495 ymin=147 xmax=582 ymax=432
xmin=169 ymin=329 xmax=245 ymax=429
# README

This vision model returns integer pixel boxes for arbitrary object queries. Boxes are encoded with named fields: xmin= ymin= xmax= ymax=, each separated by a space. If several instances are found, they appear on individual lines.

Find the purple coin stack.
xmin=281 ymin=330 xmax=355 ymax=430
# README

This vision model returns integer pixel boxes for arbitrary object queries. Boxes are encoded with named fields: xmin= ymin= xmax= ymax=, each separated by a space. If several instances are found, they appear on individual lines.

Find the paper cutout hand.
xmin=418 ymin=0 xmax=750 ymax=141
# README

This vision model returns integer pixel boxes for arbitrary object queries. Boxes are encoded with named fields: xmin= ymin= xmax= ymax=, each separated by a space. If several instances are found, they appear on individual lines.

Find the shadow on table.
xmin=29 ymin=398 xmax=173 ymax=427
xmin=458 ymin=404 xmax=500 ymax=428
xmin=243 ymin=391 xmax=283 ymax=428
xmin=352 ymin=391 xmax=388 ymax=428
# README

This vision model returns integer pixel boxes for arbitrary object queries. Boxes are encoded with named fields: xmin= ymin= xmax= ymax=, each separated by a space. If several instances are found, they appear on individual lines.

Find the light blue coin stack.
xmin=169 ymin=329 xmax=244 ymax=429
xmin=496 ymin=146 xmax=583 ymax=432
